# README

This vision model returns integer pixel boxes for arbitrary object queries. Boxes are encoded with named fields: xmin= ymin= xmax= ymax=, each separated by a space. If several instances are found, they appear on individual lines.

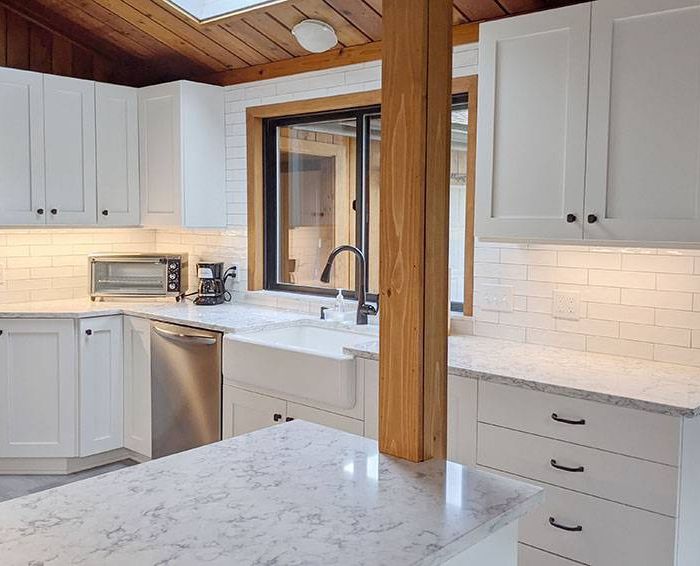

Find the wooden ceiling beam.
xmin=197 ymin=21 xmax=477 ymax=86
xmin=378 ymin=0 xmax=452 ymax=461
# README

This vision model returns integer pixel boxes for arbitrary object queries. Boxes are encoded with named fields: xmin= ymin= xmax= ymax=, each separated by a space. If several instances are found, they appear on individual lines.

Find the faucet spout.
xmin=320 ymin=245 xmax=376 ymax=325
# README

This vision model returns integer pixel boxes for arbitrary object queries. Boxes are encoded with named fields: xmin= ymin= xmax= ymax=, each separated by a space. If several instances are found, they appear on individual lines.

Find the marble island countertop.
xmin=346 ymin=335 xmax=700 ymax=417
xmin=0 ymin=421 xmax=542 ymax=566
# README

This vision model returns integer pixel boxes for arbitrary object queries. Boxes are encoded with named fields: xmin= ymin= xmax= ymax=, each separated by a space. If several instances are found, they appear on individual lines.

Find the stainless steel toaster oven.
xmin=89 ymin=254 xmax=188 ymax=300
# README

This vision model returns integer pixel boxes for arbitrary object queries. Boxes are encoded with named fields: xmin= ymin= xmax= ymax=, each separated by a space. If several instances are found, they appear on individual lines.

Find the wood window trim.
xmin=246 ymin=74 xmax=477 ymax=317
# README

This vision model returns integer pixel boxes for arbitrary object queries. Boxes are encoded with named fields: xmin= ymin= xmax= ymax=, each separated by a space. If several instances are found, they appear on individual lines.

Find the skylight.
xmin=164 ymin=0 xmax=287 ymax=23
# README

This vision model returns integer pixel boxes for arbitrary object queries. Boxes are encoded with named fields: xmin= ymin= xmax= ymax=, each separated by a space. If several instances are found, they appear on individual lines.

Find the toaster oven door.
xmin=91 ymin=258 xmax=168 ymax=297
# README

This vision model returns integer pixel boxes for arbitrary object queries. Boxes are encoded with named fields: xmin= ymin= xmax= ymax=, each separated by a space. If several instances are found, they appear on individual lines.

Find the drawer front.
xmin=478 ymin=381 xmax=680 ymax=465
xmin=485 ymin=469 xmax=676 ymax=566
xmin=478 ymin=423 xmax=678 ymax=516
xmin=286 ymin=403 xmax=364 ymax=436
xmin=518 ymin=544 xmax=580 ymax=566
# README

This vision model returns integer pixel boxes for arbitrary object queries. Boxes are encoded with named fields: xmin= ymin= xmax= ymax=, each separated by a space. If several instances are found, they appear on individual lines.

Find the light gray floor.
xmin=0 ymin=460 xmax=137 ymax=503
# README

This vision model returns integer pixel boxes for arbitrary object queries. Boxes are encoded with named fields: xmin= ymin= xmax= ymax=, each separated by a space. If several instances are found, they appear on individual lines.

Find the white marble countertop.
xmin=345 ymin=335 xmax=700 ymax=417
xmin=0 ymin=421 xmax=542 ymax=566
xmin=0 ymin=298 xmax=314 ymax=334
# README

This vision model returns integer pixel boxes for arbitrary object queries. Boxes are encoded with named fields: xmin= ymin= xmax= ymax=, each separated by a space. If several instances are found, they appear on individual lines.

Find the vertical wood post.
xmin=378 ymin=0 xmax=453 ymax=462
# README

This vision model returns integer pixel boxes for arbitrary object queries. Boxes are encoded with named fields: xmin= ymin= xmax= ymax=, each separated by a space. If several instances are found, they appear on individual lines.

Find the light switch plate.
xmin=480 ymin=284 xmax=513 ymax=312
xmin=553 ymin=289 xmax=580 ymax=320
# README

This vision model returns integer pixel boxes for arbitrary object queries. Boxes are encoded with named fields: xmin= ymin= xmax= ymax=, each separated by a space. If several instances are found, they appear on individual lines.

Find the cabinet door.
xmin=139 ymin=83 xmax=182 ymax=226
xmin=447 ymin=375 xmax=478 ymax=466
xmin=475 ymin=4 xmax=590 ymax=240
xmin=287 ymin=402 xmax=364 ymax=436
xmin=0 ymin=68 xmax=45 ymax=225
xmin=44 ymin=75 xmax=96 ymax=225
xmin=0 ymin=319 xmax=76 ymax=457
xmin=96 ymin=83 xmax=140 ymax=226
xmin=79 ymin=316 xmax=123 ymax=456
xmin=222 ymin=385 xmax=286 ymax=439
xmin=585 ymin=0 xmax=700 ymax=242
xmin=123 ymin=316 xmax=151 ymax=457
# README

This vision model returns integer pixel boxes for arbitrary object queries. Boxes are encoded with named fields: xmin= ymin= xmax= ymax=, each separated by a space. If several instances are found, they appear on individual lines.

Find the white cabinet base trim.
xmin=0 ymin=447 xmax=133 ymax=475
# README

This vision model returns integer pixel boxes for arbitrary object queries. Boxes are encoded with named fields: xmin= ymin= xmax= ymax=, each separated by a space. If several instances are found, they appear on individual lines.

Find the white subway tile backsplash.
xmin=473 ymin=322 xmax=526 ymax=342
xmin=657 ymin=274 xmax=700 ymax=292
xmin=500 ymin=248 xmax=556 ymax=266
xmin=588 ymin=269 xmax=655 ymax=289
xmin=654 ymin=345 xmax=700 ymax=367
xmin=621 ymin=288 xmax=693 ymax=311
xmin=558 ymin=251 xmax=621 ymax=270
xmin=587 ymin=303 xmax=654 ymax=325
xmin=586 ymin=336 xmax=654 ymax=360
xmin=621 ymin=254 xmax=694 ymax=274
xmin=528 ymin=266 xmax=587 ymax=285
xmin=555 ymin=317 xmax=619 ymax=338
xmin=619 ymin=323 xmax=691 ymax=347
xmin=527 ymin=328 xmax=586 ymax=351
xmin=655 ymin=309 xmax=700 ymax=330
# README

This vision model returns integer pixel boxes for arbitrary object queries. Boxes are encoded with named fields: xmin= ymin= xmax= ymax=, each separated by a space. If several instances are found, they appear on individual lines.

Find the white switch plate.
xmin=553 ymin=289 xmax=580 ymax=320
xmin=481 ymin=284 xmax=514 ymax=312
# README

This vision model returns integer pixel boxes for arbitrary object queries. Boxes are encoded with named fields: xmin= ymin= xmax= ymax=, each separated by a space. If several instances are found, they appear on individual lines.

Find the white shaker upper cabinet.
xmin=139 ymin=81 xmax=226 ymax=228
xmin=96 ymin=83 xmax=140 ymax=226
xmin=0 ymin=68 xmax=45 ymax=225
xmin=43 ymin=75 xmax=97 ymax=225
xmin=475 ymin=3 xmax=591 ymax=240
xmin=585 ymin=0 xmax=700 ymax=243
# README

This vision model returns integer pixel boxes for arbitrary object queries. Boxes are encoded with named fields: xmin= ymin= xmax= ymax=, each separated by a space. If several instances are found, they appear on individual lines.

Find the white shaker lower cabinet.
xmin=78 ymin=316 xmax=123 ymax=457
xmin=123 ymin=316 xmax=152 ymax=458
xmin=95 ymin=83 xmax=140 ymax=226
xmin=0 ymin=67 xmax=45 ymax=225
xmin=475 ymin=3 xmax=590 ymax=240
xmin=222 ymin=386 xmax=287 ymax=438
xmin=43 ymin=75 xmax=96 ymax=225
xmin=584 ymin=0 xmax=700 ymax=243
xmin=0 ymin=319 xmax=77 ymax=458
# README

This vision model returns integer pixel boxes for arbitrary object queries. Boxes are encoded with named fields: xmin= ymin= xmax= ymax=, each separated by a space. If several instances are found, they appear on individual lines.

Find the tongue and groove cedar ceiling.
xmin=0 ymin=0 xmax=586 ymax=87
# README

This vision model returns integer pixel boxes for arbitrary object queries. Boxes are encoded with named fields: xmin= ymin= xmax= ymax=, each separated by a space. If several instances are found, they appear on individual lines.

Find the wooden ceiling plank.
xmin=60 ymin=0 xmax=176 ymax=60
xmin=323 ymin=0 xmax=383 ymax=41
xmin=452 ymin=0 xmax=505 ymax=20
xmin=363 ymin=0 xmax=382 ymax=15
xmin=29 ymin=23 xmax=53 ymax=73
xmin=0 ymin=7 xmax=7 ymax=67
xmin=210 ymin=24 xmax=271 ymax=66
xmin=87 ymin=0 xmax=222 ymax=71
xmin=264 ymin=3 xmax=307 ymax=30
xmin=453 ymin=7 xmax=469 ymax=24
xmin=293 ymin=0 xmax=370 ymax=47
xmin=241 ymin=11 xmax=308 ymax=57
xmin=5 ymin=10 xmax=29 ymax=69
xmin=134 ymin=0 xmax=250 ymax=69
xmin=0 ymin=0 xmax=142 ymax=67
xmin=222 ymin=18 xmax=293 ymax=61
xmin=71 ymin=43 xmax=94 ymax=79
xmin=51 ymin=35 xmax=73 ymax=76
xmin=498 ymin=0 xmax=551 ymax=14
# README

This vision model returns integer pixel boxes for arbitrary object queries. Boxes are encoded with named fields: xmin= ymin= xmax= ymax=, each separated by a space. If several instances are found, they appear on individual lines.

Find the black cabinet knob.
xmin=85 ymin=329 xmax=93 ymax=336
xmin=102 ymin=210 xmax=109 ymax=216
xmin=566 ymin=213 xmax=577 ymax=223
xmin=285 ymin=417 xmax=295 ymax=422
xmin=273 ymin=413 xmax=282 ymax=422
xmin=0 ymin=330 xmax=3 ymax=336
xmin=37 ymin=208 xmax=44 ymax=215
xmin=50 ymin=208 xmax=58 ymax=215
xmin=587 ymin=214 xmax=598 ymax=224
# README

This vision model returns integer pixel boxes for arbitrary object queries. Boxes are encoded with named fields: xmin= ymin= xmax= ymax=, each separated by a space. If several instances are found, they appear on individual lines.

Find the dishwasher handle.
xmin=152 ymin=325 xmax=218 ymax=345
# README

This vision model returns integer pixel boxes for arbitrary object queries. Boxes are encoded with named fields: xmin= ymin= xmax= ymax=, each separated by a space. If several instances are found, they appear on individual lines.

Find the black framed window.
xmin=263 ymin=94 xmax=470 ymax=311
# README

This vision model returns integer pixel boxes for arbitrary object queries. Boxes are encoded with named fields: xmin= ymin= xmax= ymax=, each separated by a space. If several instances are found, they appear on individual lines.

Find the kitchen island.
xmin=0 ymin=421 xmax=542 ymax=566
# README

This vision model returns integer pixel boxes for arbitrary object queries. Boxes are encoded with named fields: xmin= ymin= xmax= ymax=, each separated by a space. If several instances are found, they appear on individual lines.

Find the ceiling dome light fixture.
xmin=292 ymin=20 xmax=338 ymax=53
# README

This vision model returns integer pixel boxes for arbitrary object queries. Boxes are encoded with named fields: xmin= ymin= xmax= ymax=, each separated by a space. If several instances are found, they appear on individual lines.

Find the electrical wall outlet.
xmin=553 ymin=289 xmax=580 ymax=320
xmin=480 ymin=284 xmax=514 ymax=312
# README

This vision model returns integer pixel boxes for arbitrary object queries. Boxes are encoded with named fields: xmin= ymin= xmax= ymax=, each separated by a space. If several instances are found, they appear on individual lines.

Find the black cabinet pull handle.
xmin=550 ymin=459 xmax=584 ymax=473
xmin=273 ymin=413 xmax=282 ymax=422
xmin=551 ymin=413 xmax=586 ymax=426
xmin=85 ymin=329 xmax=92 ymax=336
xmin=587 ymin=214 xmax=597 ymax=224
xmin=50 ymin=208 xmax=58 ymax=215
xmin=549 ymin=517 xmax=583 ymax=532
xmin=0 ymin=330 xmax=3 ymax=336
xmin=37 ymin=208 xmax=44 ymax=215
xmin=102 ymin=210 xmax=109 ymax=216
xmin=285 ymin=417 xmax=295 ymax=422
xmin=566 ymin=213 xmax=576 ymax=223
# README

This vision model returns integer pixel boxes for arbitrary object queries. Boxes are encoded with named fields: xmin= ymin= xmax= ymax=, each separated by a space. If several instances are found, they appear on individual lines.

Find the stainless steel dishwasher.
xmin=151 ymin=321 xmax=222 ymax=459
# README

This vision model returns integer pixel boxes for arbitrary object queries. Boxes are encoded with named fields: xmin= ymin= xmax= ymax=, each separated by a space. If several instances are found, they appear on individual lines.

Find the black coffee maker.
xmin=194 ymin=262 xmax=235 ymax=305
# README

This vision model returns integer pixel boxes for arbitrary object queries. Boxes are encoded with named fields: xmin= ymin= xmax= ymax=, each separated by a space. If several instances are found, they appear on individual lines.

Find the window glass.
xmin=274 ymin=118 xmax=357 ymax=291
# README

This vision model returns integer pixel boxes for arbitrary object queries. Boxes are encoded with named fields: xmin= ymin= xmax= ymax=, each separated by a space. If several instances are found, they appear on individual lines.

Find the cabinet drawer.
xmin=488 ymin=470 xmax=676 ymax=566
xmin=478 ymin=423 xmax=677 ymax=516
xmin=478 ymin=381 xmax=680 ymax=465
xmin=518 ymin=544 xmax=579 ymax=566
xmin=287 ymin=403 xmax=364 ymax=436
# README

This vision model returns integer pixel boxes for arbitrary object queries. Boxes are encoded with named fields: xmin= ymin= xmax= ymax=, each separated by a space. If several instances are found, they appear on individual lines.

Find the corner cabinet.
xmin=139 ymin=81 xmax=226 ymax=228
xmin=476 ymin=0 xmax=700 ymax=244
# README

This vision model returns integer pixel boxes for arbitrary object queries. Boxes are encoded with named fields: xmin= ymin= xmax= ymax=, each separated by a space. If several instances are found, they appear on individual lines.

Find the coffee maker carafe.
xmin=194 ymin=262 xmax=227 ymax=305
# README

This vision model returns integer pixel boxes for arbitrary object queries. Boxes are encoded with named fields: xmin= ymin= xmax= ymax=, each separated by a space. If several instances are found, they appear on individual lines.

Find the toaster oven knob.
xmin=169 ymin=262 xmax=178 ymax=271
xmin=169 ymin=273 xmax=176 ymax=280
xmin=168 ymin=283 xmax=177 ymax=290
